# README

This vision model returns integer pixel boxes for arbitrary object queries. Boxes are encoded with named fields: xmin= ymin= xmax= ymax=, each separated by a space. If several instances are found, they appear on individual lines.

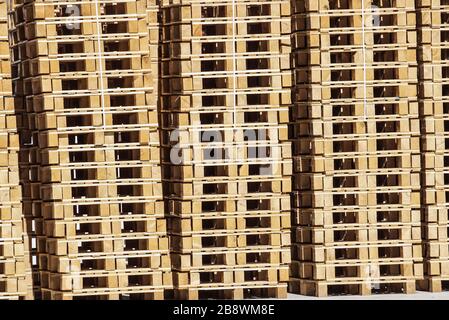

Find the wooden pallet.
xmin=40 ymin=287 xmax=166 ymax=300
xmin=290 ymin=278 xmax=417 ymax=297
xmin=174 ymin=284 xmax=288 ymax=300
xmin=418 ymin=276 xmax=449 ymax=293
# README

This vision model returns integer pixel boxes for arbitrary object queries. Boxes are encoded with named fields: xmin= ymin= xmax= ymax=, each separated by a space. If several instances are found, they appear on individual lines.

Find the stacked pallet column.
xmin=0 ymin=0 xmax=32 ymax=300
xmin=9 ymin=0 xmax=41 ymax=298
xmin=417 ymin=0 xmax=449 ymax=292
xmin=146 ymin=0 xmax=159 ymax=96
xmin=10 ymin=0 xmax=171 ymax=299
xmin=290 ymin=0 xmax=422 ymax=296
xmin=160 ymin=0 xmax=292 ymax=299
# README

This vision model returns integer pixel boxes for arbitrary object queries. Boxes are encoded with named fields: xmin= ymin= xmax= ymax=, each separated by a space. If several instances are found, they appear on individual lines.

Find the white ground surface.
xmin=287 ymin=291 xmax=449 ymax=300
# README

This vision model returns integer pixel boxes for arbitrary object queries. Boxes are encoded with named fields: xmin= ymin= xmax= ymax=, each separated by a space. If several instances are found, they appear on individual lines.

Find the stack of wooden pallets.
xmin=145 ymin=0 xmax=159 ymax=96
xmin=160 ymin=0 xmax=292 ymax=299
xmin=9 ymin=0 xmax=42 ymax=298
xmin=7 ymin=0 xmax=449 ymax=301
xmin=0 ymin=0 xmax=32 ymax=300
xmin=290 ymin=0 xmax=423 ymax=296
xmin=417 ymin=0 xmax=449 ymax=292
xmin=9 ymin=0 xmax=172 ymax=300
